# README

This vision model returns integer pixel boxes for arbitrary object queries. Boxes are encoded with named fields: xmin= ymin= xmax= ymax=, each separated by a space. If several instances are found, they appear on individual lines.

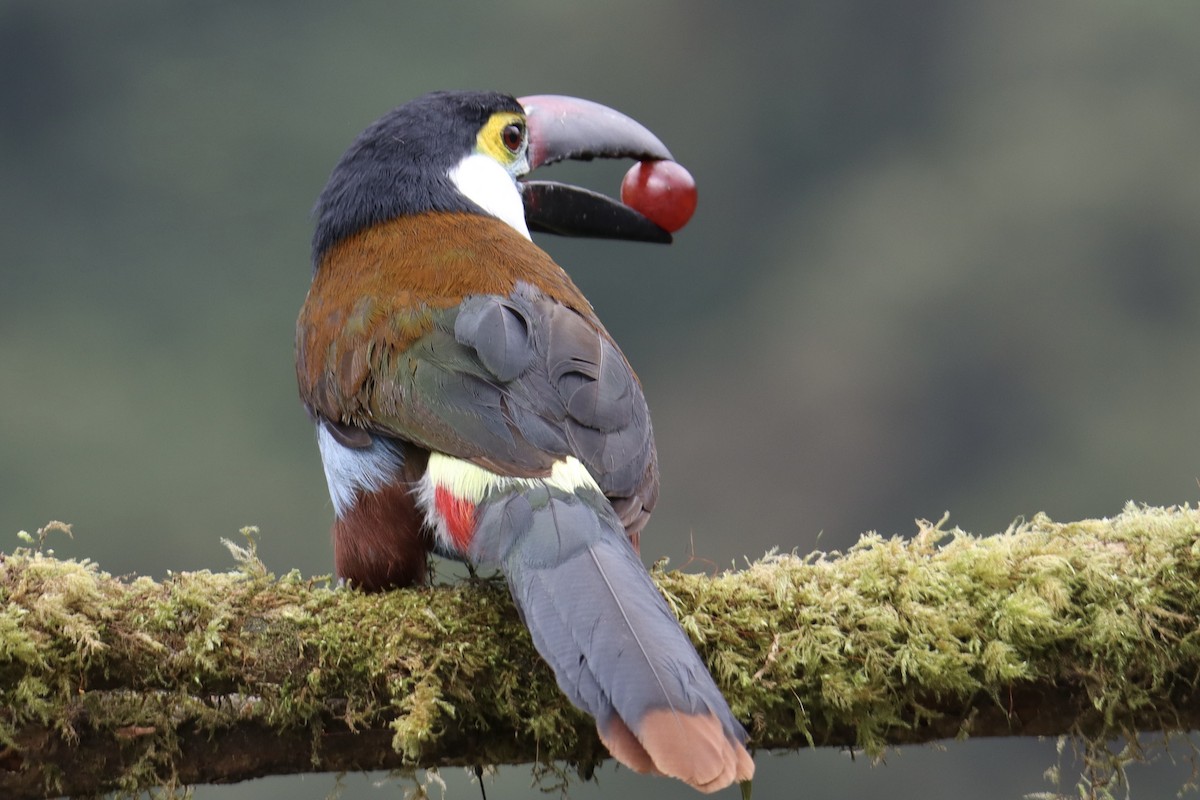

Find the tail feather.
xmin=511 ymin=545 xmax=613 ymax=716
xmin=470 ymin=485 xmax=754 ymax=791
xmin=637 ymin=708 xmax=755 ymax=793
xmin=597 ymin=714 xmax=659 ymax=776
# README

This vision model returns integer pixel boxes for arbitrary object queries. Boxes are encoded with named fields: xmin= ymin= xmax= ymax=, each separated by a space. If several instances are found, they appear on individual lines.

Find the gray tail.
xmin=469 ymin=483 xmax=754 ymax=792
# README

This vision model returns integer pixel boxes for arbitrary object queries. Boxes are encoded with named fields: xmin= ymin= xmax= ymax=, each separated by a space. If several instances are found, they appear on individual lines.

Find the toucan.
xmin=296 ymin=90 xmax=754 ymax=792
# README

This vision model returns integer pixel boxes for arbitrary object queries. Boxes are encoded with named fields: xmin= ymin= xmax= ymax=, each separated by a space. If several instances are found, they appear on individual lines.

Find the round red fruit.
xmin=620 ymin=160 xmax=698 ymax=233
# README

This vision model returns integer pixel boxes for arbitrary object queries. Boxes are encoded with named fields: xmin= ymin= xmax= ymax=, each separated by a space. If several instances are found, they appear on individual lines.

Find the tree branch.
xmin=2 ymin=504 xmax=1200 ymax=798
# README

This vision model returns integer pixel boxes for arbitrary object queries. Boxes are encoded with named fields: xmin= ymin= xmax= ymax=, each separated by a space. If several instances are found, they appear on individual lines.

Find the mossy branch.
xmin=2 ymin=504 xmax=1200 ymax=798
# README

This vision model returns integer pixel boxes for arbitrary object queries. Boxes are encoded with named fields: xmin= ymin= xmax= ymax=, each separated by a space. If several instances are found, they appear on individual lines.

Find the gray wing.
xmin=365 ymin=281 xmax=658 ymax=540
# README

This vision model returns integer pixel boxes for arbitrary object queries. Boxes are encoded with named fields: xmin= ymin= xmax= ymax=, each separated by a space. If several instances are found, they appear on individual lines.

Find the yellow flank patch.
xmin=475 ymin=111 xmax=525 ymax=164
xmin=426 ymin=453 xmax=600 ymax=502
xmin=546 ymin=457 xmax=602 ymax=493
xmin=426 ymin=453 xmax=505 ymax=504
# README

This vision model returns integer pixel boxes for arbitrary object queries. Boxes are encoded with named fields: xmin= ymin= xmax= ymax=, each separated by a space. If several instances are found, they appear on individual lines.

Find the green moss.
xmin=658 ymin=504 xmax=1200 ymax=797
xmin=2 ymin=505 xmax=1200 ymax=798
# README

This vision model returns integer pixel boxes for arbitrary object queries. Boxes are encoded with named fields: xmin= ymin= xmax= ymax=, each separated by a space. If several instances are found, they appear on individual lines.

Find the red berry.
xmin=620 ymin=160 xmax=698 ymax=233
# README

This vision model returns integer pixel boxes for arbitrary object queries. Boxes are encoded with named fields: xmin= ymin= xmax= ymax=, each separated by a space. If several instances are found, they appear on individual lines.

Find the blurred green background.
xmin=3 ymin=1 xmax=1199 ymax=798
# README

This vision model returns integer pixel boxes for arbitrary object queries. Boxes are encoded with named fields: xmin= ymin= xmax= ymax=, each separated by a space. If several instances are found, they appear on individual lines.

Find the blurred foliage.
xmin=2 ymin=1 xmax=1198 ymax=798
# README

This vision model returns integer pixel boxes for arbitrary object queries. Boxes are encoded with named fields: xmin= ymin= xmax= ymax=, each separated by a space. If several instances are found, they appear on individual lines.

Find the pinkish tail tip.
xmin=600 ymin=710 xmax=754 ymax=793
xmin=598 ymin=716 xmax=660 ymax=776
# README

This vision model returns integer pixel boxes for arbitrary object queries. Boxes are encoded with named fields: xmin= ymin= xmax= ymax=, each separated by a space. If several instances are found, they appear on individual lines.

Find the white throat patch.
xmin=448 ymin=154 xmax=531 ymax=240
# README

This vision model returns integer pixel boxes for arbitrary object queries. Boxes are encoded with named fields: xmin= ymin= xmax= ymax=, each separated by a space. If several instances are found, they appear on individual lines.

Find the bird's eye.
xmin=501 ymin=122 xmax=525 ymax=153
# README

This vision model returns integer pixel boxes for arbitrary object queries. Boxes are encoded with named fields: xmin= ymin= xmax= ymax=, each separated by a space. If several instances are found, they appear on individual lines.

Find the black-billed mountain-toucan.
xmin=296 ymin=90 xmax=753 ymax=792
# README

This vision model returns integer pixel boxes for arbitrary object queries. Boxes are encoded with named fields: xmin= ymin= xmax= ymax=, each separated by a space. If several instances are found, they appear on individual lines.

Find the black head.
xmin=312 ymin=90 xmax=524 ymax=263
xmin=312 ymin=90 xmax=680 ymax=268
